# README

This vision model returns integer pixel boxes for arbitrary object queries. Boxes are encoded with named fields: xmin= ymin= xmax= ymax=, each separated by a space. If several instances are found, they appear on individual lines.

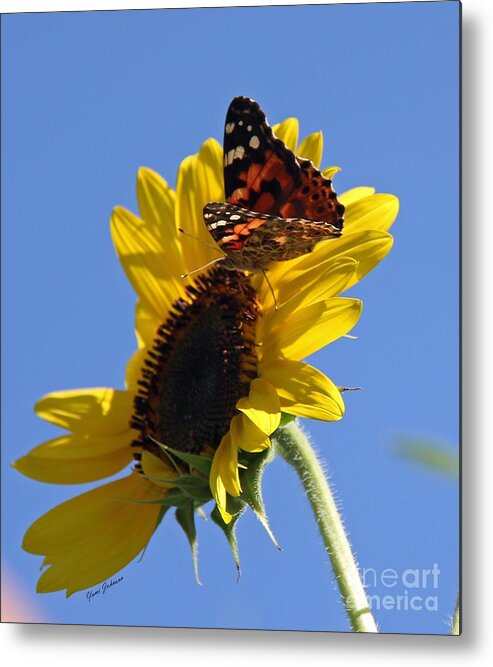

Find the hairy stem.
xmin=274 ymin=421 xmax=378 ymax=633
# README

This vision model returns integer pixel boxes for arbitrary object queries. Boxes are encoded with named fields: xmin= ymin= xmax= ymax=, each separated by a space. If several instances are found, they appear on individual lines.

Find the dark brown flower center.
xmin=131 ymin=268 xmax=259 ymax=467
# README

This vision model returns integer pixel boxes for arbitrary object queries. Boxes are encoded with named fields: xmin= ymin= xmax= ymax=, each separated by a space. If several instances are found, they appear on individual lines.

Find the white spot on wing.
xmin=209 ymin=219 xmax=228 ymax=229
xmin=225 ymin=122 xmax=235 ymax=134
xmin=249 ymin=135 xmax=260 ymax=149
xmin=230 ymin=214 xmax=241 ymax=221
xmin=234 ymin=145 xmax=245 ymax=160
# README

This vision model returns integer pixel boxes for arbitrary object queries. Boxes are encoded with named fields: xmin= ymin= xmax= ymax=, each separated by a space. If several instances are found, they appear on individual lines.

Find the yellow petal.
xmin=290 ymin=257 xmax=357 ymax=306
xmin=110 ymin=206 xmax=184 ymax=319
xmin=344 ymin=193 xmax=399 ymax=234
xmin=211 ymin=431 xmax=241 ymax=497
xmin=236 ymin=378 xmax=281 ymax=435
xmin=35 ymin=388 xmax=134 ymax=436
xmin=23 ymin=473 xmax=164 ymax=595
xmin=13 ymin=431 xmax=134 ymax=484
xmin=323 ymin=166 xmax=342 ymax=180
xmin=125 ymin=348 xmax=148 ymax=392
xmin=272 ymin=118 xmax=299 ymax=151
xmin=339 ymin=186 xmax=376 ymax=207
xmin=231 ymin=414 xmax=270 ymax=453
xmin=260 ymin=257 xmax=358 ymax=319
xmin=261 ymin=360 xmax=345 ymax=421
xmin=209 ymin=469 xmax=231 ymax=524
xmin=175 ymin=141 xmax=224 ymax=275
xmin=266 ymin=229 xmax=393 ymax=294
xmin=297 ymin=131 xmax=323 ymax=168
xmin=333 ymin=231 xmax=394 ymax=291
xmin=136 ymin=168 xmax=182 ymax=277
xmin=194 ymin=138 xmax=224 ymax=211
xmin=263 ymin=297 xmax=362 ymax=361
xmin=209 ymin=431 xmax=241 ymax=523
xmin=175 ymin=154 xmax=204 ymax=270
xmin=134 ymin=300 xmax=159 ymax=349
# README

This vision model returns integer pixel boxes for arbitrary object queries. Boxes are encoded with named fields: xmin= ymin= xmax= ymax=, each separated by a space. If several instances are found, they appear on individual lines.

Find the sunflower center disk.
xmin=131 ymin=269 xmax=259 ymax=465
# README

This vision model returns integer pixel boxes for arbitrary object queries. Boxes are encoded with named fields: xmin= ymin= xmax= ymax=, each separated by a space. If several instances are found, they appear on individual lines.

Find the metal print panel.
xmin=2 ymin=1 xmax=460 ymax=635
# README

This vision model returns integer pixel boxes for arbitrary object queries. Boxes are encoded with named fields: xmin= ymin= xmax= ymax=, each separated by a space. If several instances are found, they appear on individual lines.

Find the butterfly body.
xmin=204 ymin=96 xmax=345 ymax=273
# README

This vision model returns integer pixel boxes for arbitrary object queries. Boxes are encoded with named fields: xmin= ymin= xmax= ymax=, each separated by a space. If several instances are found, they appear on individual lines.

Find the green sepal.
xmin=279 ymin=412 xmax=297 ymax=427
xmin=172 ymin=475 xmax=213 ymax=502
xmin=149 ymin=437 xmax=213 ymax=476
xmin=175 ymin=500 xmax=201 ymax=585
xmin=142 ymin=473 xmax=213 ymax=502
xmin=239 ymin=447 xmax=280 ymax=550
xmin=144 ymin=488 xmax=194 ymax=508
xmin=211 ymin=496 xmax=246 ymax=581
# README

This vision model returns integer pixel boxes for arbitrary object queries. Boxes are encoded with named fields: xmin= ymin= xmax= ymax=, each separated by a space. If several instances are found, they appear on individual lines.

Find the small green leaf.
xmin=148 ymin=436 xmax=213 ymax=476
xmin=176 ymin=501 xmax=201 ymax=585
xmin=211 ymin=496 xmax=246 ymax=580
xmin=239 ymin=448 xmax=280 ymax=550
xmin=152 ymin=489 xmax=194 ymax=507
xmin=173 ymin=475 xmax=213 ymax=501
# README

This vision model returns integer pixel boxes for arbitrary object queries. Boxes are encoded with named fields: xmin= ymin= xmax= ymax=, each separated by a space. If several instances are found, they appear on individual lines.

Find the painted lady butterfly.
xmin=204 ymin=96 xmax=345 ymax=273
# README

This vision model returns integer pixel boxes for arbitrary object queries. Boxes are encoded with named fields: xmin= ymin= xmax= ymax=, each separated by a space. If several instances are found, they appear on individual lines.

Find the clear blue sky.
xmin=2 ymin=2 xmax=459 ymax=634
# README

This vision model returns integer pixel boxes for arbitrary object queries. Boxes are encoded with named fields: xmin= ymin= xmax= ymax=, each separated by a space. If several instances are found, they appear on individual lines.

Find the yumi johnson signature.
xmin=86 ymin=576 xmax=124 ymax=602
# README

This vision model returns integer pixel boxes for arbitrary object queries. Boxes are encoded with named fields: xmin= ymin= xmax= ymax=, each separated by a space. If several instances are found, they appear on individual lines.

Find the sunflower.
xmin=14 ymin=114 xmax=398 ymax=596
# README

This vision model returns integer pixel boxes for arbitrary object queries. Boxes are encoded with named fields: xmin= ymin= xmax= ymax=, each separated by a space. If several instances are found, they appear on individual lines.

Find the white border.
xmin=2 ymin=0 xmax=493 ymax=664
xmin=0 ymin=0 xmax=440 ymax=12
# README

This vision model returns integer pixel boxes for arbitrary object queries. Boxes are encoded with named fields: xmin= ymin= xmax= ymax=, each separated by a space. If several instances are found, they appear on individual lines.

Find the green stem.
xmin=451 ymin=597 xmax=460 ymax=635
xmin=274 ymin=421 xmax=378 ymax=633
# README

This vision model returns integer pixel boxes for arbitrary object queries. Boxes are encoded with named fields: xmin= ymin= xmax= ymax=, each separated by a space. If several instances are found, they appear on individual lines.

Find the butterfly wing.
xmin=223 ymin=96 xmax=300 ymax=214
xmin=204 ymin=202 xmax=341 ymax=272
xmin=204 ymin=202 xmax=277 ymax=250
xmin=279 ymin=159 xmax=345 ymax=231
xmin=223 ymin=97 xmax=344 ymax=231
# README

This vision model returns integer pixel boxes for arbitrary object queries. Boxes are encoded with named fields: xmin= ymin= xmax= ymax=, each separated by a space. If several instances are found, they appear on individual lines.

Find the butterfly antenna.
xmin=178 ymin=227 xmax=226 ymax=254
xmin=262 ymin=270 xmax=278 ymax=310
xmin=181 ymin=256 xmax=225 ymax=278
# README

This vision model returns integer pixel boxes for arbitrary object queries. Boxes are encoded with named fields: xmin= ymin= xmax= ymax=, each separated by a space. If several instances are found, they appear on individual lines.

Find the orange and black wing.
xmin=223 ymin=96 xmax=344 ymax=232
xmin=204 ymin=202 xmax=275 ymax=251
xmin=204 ymin=201 xmax=341 ymax=256
xmin=223 ymin=96 xmax=300 ymax=215
xmin=280 ymin=159 xmax=344 ymax=231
